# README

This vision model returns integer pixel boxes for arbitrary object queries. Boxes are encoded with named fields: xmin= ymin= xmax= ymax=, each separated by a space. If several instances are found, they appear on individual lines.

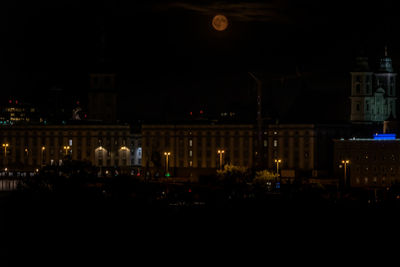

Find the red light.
xmin=84 ymin=114 xmax=87 ymax=118
xmin=190 ymin=112 xmax=193 ymax=115
xmin=76 ymin=101 xmax=80 ymax=105
xmin=137 ymin=172 xmax=141 ymax=176
xmin=200 ymin=110 xmax=204 ymax=114
xmin=8 ymin=100 xmax=12 ymax=104
xmin=15 ymin=100 xmax=18 ymax=104
xmin=188 ymin=188 xmax=192 ymax=193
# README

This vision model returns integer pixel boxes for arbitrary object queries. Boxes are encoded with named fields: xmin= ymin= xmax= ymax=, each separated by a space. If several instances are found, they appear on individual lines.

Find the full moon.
xmin=212 ymin=15 xmax=228 ymax=31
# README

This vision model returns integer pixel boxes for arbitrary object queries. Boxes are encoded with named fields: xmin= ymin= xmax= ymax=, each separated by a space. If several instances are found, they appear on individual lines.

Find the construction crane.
xmin=248 ymin=72 xmax=264 ymax=168
xmin=248 ymin=67 xmax=311 ymax=169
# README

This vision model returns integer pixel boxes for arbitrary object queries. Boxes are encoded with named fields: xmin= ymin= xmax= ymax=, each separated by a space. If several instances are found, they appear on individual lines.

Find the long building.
xmin=265 ymin=124 xmax=353 ymax=177
xmin=334 ymin=133 xmax=400 ymax=188
xmin=141 ymin=123 xmax=255 ymax=178
xmin=0 ymin=123 xmax=137 ymax=174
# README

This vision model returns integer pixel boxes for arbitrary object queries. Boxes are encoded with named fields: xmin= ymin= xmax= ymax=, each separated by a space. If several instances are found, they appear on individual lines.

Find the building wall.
xmin=334 ymin=139 xmax=400 ymax=187
xmin=265 ymin=124 xmax=353 ymax=176
xmin=266 ymin=124 xmax=316 ymax=173
xmin=141 ymin=124 xmax=254 ymax=177
xmin=130 ymin=133 xmax=142 ymax=167
xmin=350 ymin=69 xmax=397 ymax=123
xmin=0 ymin=124 xmax=132 ymax=171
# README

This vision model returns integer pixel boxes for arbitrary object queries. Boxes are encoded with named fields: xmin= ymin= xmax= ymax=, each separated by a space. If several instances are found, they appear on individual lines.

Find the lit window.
xmin=189 ymin=150 xmax=193 ymax=157
xmin=69 ymin=139 xmax=72 ymax=146
xmin=273 ymin=140 xmax=278 ymax=147
xmin=189 ymin=140 xmax=193 ymax=147
xmin=263 ymin=140 xmax=267 ymax=147
xmin=189 ymin=160 xmax=193 ymax=167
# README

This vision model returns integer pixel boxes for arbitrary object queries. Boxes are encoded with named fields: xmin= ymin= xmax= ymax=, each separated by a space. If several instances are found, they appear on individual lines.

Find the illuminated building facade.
xmin=141 ymin=124 xmax=254 ymax=177
xmin=350 ymin=49 xmax=397 ymax=123
xmin=334 ymin=134 xmax=400 ymax=187
xmin=0 ymin=124 xmax=132 ymax=173
xmin=130 ymin=133 xmax=142 ymax=167
xmin=266 ymin=124 xmax=352 ymax=177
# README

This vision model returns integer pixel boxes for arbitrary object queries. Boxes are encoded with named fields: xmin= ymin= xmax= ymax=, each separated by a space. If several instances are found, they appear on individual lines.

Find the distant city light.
xmin=373 ymin=133 xmax=396 ymax=140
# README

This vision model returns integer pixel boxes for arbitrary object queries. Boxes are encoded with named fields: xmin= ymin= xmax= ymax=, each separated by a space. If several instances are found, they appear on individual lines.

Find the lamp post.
xmin=217 ymin=149 xmax=225 ymax=170
xmin=97 ymin=146 xmax=104 ymax=176
xmin=274 ymin=159 xmax=282 ymax=175
xmin=63 ymin=146 xmax=70 ymax=156
xmin=341 ymin=160 xmax=350 ymax=188
xmin=164 ymin=152 xmax=171 ymax=177
xmin=2 ymin=143 xmax=9 ymax=166
xmin=274 ymin=159 xmax=282 ymax=188
xmin=41 ymin=146 xmax=46 ymax=166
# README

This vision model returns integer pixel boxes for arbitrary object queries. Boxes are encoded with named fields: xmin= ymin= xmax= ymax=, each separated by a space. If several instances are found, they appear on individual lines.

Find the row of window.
xmin=354 ymin=177 xmax=391 ymax=185
xmin=347 ymin=154 xmax=400 ymax=161
xmin=353 ymin=165 xmax=399 ymax=173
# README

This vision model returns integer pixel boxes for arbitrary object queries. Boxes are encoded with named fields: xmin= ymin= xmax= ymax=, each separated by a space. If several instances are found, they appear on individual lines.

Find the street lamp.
xmin=63 ymin=146 xmax=70 ymax=156
xmin=164 ymin=152 xmax=171 ymax=177
xmin=217 ymin=149 xmax=225 ymax=170
xmin=274 ymin=159 xmax=282 ymax=175
xmin=41 ymin=146 xmax=46 ymax=165
xmin=2 ymin=143 xmax=9 ymax=166
xmin=341 ymin=160 xmax=350 ymax=188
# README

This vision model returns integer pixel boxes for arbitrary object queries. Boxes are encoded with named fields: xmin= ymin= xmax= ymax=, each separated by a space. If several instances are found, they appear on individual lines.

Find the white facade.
xmin=350 ymin=54 xmax=397 ymax=123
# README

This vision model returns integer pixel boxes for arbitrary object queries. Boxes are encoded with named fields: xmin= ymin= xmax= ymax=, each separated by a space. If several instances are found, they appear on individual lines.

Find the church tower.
xmin=374 ymin=46 xmax=397 ymax=121
xmin=88 ymin=73 xmax=117 ymax=123
xmin=350 ymin=47 xmax=397 ymax=123
xmin=87 ymin=29 xmax=118 ymax=123
xmin=350 ymin=56 xmax=374 ymax=122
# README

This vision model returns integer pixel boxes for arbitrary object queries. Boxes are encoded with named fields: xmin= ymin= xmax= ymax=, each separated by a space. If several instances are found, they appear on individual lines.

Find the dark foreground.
xmin=1 ymin=180 xmax=400 ymax=265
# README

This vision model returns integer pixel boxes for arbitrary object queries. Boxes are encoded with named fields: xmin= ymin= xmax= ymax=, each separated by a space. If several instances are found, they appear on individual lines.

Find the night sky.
xmin=1 ymin=0 xmax=400 ymax=122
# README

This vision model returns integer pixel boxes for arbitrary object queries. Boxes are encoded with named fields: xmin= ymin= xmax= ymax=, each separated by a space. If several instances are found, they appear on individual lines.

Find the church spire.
xmin=378 ymin=45 xmax=393 ymax=73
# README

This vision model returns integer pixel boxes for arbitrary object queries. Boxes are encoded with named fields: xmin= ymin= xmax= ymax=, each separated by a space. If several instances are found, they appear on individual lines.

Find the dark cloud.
xmin=166 ymin=1 xmax=291 ymax=23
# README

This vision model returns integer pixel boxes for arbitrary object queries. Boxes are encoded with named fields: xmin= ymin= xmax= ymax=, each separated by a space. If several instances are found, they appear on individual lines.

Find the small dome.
xmin=376 ymin=87 xmax=385 ymax=94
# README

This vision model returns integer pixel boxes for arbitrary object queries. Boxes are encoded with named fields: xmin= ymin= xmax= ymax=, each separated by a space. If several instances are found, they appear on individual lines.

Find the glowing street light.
xmin=341 ymin=160 xmax=350 ymax=188
xmin=41 ymin=146 xmax=46 ymax=165
xmin=164 ymin=152 xmax=171 ymax=177
xmin=274 ymin=159 xmax=282 ymax=175
xmin=217 ymin=149 xmax=225 ymax=170
xmin=2 ymin=143 xmax=9 ymax=166
xmin=63 ymin=146 xmax=70 ymax=156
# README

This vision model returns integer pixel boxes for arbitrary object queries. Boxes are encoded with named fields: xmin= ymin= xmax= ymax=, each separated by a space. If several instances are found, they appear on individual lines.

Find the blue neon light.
xmin=373 ymin=133 xmax=396 ymax=140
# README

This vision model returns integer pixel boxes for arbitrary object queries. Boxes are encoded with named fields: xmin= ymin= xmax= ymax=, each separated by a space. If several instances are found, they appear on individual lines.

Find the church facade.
xmin=350 ymin=48 xmax=397 ymax=123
